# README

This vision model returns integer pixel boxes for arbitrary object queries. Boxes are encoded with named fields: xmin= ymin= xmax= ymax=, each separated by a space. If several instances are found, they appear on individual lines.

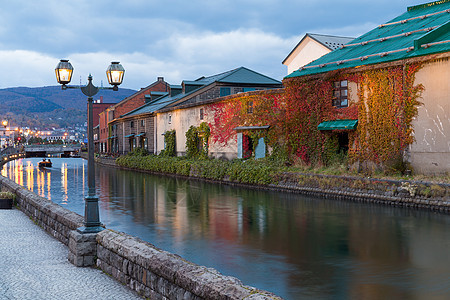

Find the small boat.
xmin=38 ymin=159 xmax=52 ymax=168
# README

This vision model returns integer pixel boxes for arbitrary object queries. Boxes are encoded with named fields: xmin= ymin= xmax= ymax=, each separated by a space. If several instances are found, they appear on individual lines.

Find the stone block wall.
xmin=0 ymin=175 xmax=83 ymax=246
xmin=96 ymin=229 xmax=281 ymax=300
xmin=273 ymin=172 xmax=450 ymax=212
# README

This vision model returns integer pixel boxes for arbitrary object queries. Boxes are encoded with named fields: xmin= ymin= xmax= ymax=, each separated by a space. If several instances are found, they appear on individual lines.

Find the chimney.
xmin=158 ymin=77 xmax=164 ymax=82
xmin=100 ymin=96 xmax=103 ymax=103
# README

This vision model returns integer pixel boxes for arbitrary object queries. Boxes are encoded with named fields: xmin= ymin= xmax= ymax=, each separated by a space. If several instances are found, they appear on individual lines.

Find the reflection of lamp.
xmin=55 ymin=59 xmax=124 ymax=234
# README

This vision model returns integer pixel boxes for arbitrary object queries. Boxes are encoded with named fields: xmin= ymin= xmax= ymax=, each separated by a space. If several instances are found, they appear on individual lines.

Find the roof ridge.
xmin=120 ymin=95 xmax=178 ymax=118
xmin=380 ymin=6 xmax=450 ymax=28
xmin=408 ymin=0 xmax=450 ymax=12
xmin=308 ymin=33 xmax=355 ymax=39
xmin=344 ymin=26 xmax=439 ymax=48
xmin=218 ymin=66 xmax=281 ymax=84
xmin=110 ymin=79 xmax=164 ymax=109
xmin=201 ymin=67 xmax=240 ymax=81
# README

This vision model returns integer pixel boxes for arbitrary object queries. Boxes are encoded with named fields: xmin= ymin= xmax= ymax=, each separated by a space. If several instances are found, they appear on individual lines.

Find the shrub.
xmin=116 ymin=155 xmax=276 ymax=185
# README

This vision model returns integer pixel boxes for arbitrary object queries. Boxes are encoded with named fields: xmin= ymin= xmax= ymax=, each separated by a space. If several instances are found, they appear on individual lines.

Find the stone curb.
xmin=96 ymin=229 xmax=282 ymax=299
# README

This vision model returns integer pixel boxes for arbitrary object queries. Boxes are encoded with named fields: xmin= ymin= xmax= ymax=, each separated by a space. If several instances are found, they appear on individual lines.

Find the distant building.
xmin=111 ymin=66 xmax=282 ymax=157
xmin=0 ymin=125 xmax=12 ymax=147
xmin=97 ymin=77 xmax=170 ymax=153
xmin=282 ymin=33 xmax=354 ymax=75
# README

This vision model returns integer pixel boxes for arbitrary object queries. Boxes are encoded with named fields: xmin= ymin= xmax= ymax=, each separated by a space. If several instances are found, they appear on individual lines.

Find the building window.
xmin=200 ymin=108 xmax=204 ymax=120
xmin=333 ymin=80 xmax=348 ymax=108
xmin=140 ymin=120 xmax=145 ymax=127
xmin=247 ymin=101 xmax=253 ymax=114
xmin=220 ymin=87 xmax=231 ymax=97
xmin=168 ymin=114 xmax=172 ymax=124
xmin=130 ymin=121 xmax=134 ymax=128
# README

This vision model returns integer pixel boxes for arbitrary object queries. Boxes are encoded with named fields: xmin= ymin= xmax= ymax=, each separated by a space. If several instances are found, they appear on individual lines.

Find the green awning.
xmin=124 ymin=134 xmax=135 ymax=138
xmin=318 ymin=119 xmax=358 ymax=131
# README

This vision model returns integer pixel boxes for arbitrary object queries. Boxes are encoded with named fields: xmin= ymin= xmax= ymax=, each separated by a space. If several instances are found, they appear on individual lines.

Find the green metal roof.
xmin=286 ymin=0 xmax=450 ymax=79
xmin=216 ymin=67 xmax=282 ymax=85
xmin=193 ymin=67 xmax=282 ymax=85
xmin=318 ymin=119 xmax=358 ymax=130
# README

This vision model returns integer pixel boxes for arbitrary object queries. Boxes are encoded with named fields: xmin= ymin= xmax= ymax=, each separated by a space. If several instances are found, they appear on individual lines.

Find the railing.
xmin=0 ymin=146 xmax=19 ymax=156
xmin=1 ymin=152 xmax=26 ymax=165
xmin=24 ymin=144 xmax=81 ymax=152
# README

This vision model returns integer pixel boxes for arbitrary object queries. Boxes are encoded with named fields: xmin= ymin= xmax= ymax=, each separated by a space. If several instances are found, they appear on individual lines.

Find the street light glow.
xmin=55 ymin=59 xmax=74 ymax=85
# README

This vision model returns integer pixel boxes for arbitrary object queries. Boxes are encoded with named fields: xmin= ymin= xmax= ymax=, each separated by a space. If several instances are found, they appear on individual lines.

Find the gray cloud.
xmin=0 ymin=0 xmax=426 ymax=89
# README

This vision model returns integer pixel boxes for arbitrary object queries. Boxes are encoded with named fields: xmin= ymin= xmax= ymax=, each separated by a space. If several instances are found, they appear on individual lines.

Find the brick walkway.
xmin=0 ymin=208 xmax=142 ymax=300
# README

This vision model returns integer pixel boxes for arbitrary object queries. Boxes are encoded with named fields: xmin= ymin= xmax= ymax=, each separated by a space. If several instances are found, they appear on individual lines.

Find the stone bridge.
xmin=24 ymin=145 xmax=81 ymax=157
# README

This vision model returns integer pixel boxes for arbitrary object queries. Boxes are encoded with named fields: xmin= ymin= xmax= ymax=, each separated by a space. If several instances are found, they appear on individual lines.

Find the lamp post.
xmin=55 ymin=59 xmax=124 ymax=233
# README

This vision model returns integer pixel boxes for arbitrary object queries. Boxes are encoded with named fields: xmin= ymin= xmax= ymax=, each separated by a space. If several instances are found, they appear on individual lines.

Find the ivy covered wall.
xmin=208 ymin=63 xmax=423 ymax=173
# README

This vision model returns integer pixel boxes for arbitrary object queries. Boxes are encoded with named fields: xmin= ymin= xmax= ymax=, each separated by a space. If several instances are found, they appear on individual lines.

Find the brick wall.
xmin=113 ymin=81 xmax=168 ymax=118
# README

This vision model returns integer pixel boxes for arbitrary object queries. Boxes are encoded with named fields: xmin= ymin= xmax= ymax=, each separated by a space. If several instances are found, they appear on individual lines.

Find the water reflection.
xmin=3 ymin=158 xmax=450 ymax=299
xmin=2 ymin=158 xmax=86 ymax=209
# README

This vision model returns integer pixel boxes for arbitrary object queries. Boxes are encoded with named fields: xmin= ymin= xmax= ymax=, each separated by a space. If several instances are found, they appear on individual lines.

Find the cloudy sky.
xmin=0 ymin=0 xmax=426 ymax=90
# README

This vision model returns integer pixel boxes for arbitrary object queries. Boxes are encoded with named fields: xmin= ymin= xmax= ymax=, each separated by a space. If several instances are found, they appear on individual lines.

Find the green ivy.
xmin=198 ymin=122 xmax=211 ymax=158
xmin=185 ymin=122 xmax=211 ymax=159
xmin=161 ymin=130 xmax=176 ymax=157
xmin=185 ymin=126 xmax=200 ymax=158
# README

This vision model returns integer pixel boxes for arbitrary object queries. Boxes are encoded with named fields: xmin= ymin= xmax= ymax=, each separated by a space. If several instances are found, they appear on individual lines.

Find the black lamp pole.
xmin=81 ymin=75 xmax=102 ymax=233
xmin=55 ymin=60 xmax=124 ymax=233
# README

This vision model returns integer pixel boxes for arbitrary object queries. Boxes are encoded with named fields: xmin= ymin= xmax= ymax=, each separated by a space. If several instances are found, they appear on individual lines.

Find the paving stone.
xmin=0 ymin=208 xmax=142 ymax=300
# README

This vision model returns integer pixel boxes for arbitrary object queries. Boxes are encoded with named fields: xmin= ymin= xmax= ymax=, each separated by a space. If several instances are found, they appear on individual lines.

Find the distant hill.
xmin=0 ymin=85 xmax=136 ymax=129
xmin=0 ymin=85 xmax=136 ymax=113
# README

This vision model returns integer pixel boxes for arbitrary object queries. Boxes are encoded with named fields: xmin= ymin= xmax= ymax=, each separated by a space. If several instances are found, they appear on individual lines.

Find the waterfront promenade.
xmin=0 ymin=208 xmax=142 ymax=300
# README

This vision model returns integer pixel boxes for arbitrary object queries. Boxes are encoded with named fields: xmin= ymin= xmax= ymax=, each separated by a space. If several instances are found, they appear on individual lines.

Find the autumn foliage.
xmin=208 ymin=63 xmax=423 ymax=171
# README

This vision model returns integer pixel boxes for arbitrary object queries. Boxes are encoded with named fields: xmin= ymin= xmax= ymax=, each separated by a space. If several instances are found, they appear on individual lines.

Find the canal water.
xmin=2 ymin=157 xmax=450 ymax=299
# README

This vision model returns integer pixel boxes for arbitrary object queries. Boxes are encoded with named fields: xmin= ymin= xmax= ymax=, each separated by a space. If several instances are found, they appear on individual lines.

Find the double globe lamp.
xmin=55 ymin=60 xmax=124 ymax=233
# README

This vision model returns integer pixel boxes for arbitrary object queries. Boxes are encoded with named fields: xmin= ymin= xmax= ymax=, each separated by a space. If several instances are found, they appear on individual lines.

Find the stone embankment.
xmin=272 ymin=172 xmax=449 ymax=213
xmin=96 ymin=156 xmax=450 ymax=213
xmin=0 ymin=154 xmax=282 ymax=299
xmin=97 ymin=230 xmax=280 ymax=299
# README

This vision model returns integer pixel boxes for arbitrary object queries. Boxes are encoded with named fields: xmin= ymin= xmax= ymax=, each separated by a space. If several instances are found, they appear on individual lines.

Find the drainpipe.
xmin=122 ymin=122 xmax=125 ymax=154
xmin=154 ymin=114 xmax=157 ymax=155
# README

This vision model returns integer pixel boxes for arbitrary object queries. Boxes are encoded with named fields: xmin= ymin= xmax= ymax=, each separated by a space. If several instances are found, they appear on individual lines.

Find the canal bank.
xmin=3 ymin=155 xmax=450 ymax=299
xmin=97 ymin=155 xmax=450 ymax=213
xmin=0 ymin=154 xmax=282 ymax=299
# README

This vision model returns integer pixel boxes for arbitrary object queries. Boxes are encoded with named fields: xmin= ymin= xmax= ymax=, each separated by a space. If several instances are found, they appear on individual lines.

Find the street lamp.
xmin=55 ymin=59 xmax=124 ymax=233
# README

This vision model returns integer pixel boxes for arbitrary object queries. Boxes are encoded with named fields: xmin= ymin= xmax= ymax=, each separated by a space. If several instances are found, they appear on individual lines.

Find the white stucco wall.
xmin=410 ymin=57 xmax=450 ymax=175
xmin=155 ymin=106 xmax=238 ymax=159
xmin=284 ymin=36 xmax=331 ymax=75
